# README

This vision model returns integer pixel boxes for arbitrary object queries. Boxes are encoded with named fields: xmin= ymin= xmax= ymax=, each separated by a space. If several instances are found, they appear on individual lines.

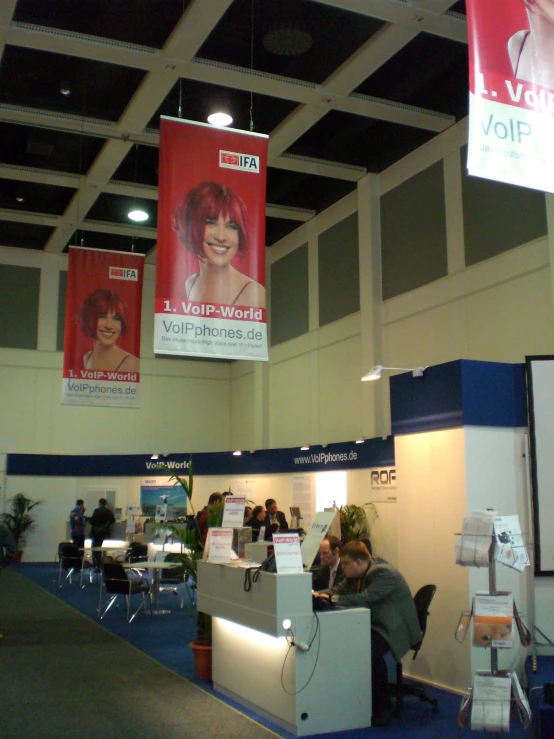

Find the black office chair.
xmin=98 ymin=562 xmax=152 ymax=622
xmin=392 ymin=584 xmax=439 ymax=715
xmin=58 ymin=543 xmax=92 ymax=588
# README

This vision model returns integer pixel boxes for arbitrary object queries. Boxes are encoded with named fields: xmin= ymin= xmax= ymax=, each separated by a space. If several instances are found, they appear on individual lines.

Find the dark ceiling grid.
xmin=13 ymin=0 xmax=190 ymax=48
xmin=0 ymin=0 xmax=469 ymax=255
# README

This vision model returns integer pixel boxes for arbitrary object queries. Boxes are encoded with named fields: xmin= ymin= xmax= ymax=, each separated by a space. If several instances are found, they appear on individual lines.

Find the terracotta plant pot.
xmin=190 ymin=641 xmax=212 ymax=681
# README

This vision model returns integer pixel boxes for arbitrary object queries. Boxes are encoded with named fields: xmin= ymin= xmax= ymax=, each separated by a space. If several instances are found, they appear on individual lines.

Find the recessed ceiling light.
xmin=15 ymin=196 xmax=25 ymax=203
xmin=128 ymin=209 xmax=148 ymax=222
xmin=60 ymin=80 xmax=71 ymax=96
xmin=207 ymin=112 xmax=233 ymax=127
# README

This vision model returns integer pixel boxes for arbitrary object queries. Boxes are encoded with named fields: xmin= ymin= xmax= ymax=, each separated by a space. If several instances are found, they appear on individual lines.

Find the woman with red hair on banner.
xmin=173 ymin=180 xmax=265 ymax=308
xmin=508 ymin=0 xmax=554 ymax=87
xmin=77 ymin=288 xmax=140 ymax=372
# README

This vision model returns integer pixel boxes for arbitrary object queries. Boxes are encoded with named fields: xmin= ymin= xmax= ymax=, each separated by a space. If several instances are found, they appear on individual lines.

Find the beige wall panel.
xmin=149 ymin=375 xmax=230 ymax=454
xmin=395 ymin=429 xmax=471 ymax=692
xmin=465 ymin=269 xmax=554 ymax=362
xmin=383 ymin=298 xmax=468 ymax=372
xmin=0 ymin=366 xmax=40 ymax=451
xmin=318 ymin=336 xmax=363 ymax=444
xmin=230 ymin=370 xmax=256 ymax=451
xmin=270 ymin=353 xmax=312 ymax=449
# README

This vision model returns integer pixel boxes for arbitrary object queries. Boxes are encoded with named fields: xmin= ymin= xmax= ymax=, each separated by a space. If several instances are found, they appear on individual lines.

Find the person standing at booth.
xmin=69 ymin=499 xmax=86 ymax=550
xmin=89 ymin=498 xmax=115 ymax=571
xmin=0 ymin=523 xmax=16 ymax=640
xmin=263 ymin=499 xmax=289 ymax=539
xmin=315 ymin=540 xmax=421 ymax=727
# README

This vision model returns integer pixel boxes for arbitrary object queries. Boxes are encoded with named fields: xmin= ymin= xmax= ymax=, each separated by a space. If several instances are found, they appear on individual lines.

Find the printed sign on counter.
xmin=207 ymin=528 xmax=234 ymax=563
xmin=273 ymin=533 xmax=303 ymax=574
xmin=222 ymin=496 xmax=246 ymax=528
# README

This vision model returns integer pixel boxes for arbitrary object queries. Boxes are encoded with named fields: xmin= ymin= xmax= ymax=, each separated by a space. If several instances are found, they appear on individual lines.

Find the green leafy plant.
xmin=339 ymin=502 xmax=378 ymax=544
xmin=161 ymin=459 xmax=195 ymax=515
xmin=1 ymin=493 xmax=42 ymax=553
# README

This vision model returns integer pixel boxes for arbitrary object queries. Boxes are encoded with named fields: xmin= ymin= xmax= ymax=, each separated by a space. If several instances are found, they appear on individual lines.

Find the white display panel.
xmin=527 ymin=356 xmax=554 ymax=575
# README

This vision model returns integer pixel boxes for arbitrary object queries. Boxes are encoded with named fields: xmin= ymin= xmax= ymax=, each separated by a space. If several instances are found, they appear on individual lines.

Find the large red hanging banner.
xmin=62 ymin=247 xmax=144 ymax=408
xmin=155 ymin=117 xmax=269 ymax=361
xmin=466 ymin=0 xmax=554 ymax=193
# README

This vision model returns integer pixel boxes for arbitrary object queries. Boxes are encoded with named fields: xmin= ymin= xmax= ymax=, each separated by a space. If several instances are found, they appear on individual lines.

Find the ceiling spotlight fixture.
xmin=207 ymin=112 xmax=233 ymax=127
xmin=361 ymin=364 xmax=426 ymax=381
xmin=15 ymin=196 xmax=25 ymax=203
xmin=60 ymin=80 xmax=71 ymax=96
xmin=150 ymin=454 xmax=159 ymax=460
xmin=128 ymin=209 xmax=148 ymax=222
xmin=300 ymin=445 xmax=310 ymax=451
xmin=233 ymin=450 xmax=242 ymax=456
xmin=355 ymin=438 xmax=365 ymax=444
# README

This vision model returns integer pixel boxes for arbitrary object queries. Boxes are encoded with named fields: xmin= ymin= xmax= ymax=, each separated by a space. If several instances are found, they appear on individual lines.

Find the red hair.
xmin=173 ymin=181 xmax=249 ymax=257
xmin=76 ymin=288 xmax=129 ymax=339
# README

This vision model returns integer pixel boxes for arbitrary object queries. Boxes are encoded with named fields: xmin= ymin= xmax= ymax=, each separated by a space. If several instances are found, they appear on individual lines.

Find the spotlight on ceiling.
xmin=150 ymin=454 xmax=159 ymax=460
xmin=128 ymin=209 xmax=149 ymax=222
xmin=15 ymin=196 xmax=25 ymax=203
xmin=361 ymin=364 xmax=426 ymax=381
xmin=207 ymin=112 xmax=233 ymax=127
xmin=60 ymin=80 xmax=71 ymax=96
xmin=355 ymin=438 xmax=365 ymax=444
xmin=300 ymin=445 xmax=310 ymax=451
xmin=233 ymin=450 xmax=242 ymax=456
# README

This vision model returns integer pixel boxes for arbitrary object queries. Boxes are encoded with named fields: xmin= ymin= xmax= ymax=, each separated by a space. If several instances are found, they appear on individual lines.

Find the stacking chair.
xmin=58 ymin=543 xmax=92 ymax=588
xmin=98 ymin=562 xmax=152 ymax=623
xmin=392 ymin=584 xmax=439 ymax=715
xmin=124 ymin=542 xmax=148 ymax=563
xmin=158 ymin=552 xmax=187 ymax=607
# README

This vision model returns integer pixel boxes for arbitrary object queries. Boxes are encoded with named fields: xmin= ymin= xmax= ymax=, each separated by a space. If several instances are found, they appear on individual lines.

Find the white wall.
xmin=394 ymin=429 xmax=471 ymax=693
xmin=394 ymin=427 xmax=534 ymax=694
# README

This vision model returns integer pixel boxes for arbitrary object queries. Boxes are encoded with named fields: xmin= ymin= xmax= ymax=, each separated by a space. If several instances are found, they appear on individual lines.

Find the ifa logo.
xmin=219 ymin=150 xmax=260 ymax=173
xmin=109 ymin=266 xmax=138 ymax=281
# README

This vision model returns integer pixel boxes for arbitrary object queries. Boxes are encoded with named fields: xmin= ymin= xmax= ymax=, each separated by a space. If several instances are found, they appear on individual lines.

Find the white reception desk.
xmin=197 ymin=561 xmax=372 ymax=736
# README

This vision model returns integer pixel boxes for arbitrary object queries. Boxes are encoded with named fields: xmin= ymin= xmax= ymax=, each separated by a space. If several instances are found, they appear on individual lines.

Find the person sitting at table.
xmin=314 ymin=540 xmax=421 ymax=727
xmin=263 ymin=499 xmax=289 ymax=540
xmin=243 ymin=506 xmax=253 ymax=525
xmin=246 ymin=505 xmax=266 ymax=542
xmin=89 ymin=498 xmax=115 ymax=572
xmin=312 ymin=536 xmax=345 ymax=591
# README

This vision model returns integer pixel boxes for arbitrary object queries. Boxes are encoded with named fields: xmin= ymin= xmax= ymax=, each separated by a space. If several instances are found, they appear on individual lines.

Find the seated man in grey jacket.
xmin=316 ymin=540 xmax=421 ymax=726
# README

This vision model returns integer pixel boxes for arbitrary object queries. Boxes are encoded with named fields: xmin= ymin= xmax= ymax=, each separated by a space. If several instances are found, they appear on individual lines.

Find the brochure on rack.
xmin=455 ymin=509 xmax=497 ymax=567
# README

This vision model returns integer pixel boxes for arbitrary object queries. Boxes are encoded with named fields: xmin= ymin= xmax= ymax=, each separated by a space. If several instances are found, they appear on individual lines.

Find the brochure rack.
xmin=455 ymin=513 xmax=532 ymax=737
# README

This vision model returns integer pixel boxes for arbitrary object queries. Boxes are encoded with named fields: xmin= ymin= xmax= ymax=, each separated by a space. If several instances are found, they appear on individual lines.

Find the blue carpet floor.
xmin=18 ymin=562 xmax=531 ymax=739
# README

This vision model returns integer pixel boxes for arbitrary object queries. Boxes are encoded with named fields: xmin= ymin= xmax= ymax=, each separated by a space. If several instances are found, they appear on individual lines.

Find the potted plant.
xmin=1 ymin=493 xmax=42 ymax=562
xmin=163 ymin=462 xmax=221 ymax=680
xmin=339 ymin=502 xmax=378 ymax=544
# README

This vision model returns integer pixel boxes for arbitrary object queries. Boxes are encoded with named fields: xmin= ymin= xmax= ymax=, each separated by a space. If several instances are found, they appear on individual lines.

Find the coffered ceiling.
xmin=0 ymin=0 xmax=468 ymax=260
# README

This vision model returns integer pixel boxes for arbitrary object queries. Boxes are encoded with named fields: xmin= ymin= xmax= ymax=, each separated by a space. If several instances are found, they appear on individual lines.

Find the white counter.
xmin=197 ymin=561 xmax=372 ymax=736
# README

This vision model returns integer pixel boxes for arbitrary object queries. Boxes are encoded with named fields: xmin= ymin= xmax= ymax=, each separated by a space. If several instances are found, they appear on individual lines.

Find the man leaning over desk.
xmin=315 ymin=540 xmax=421 ymax=727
